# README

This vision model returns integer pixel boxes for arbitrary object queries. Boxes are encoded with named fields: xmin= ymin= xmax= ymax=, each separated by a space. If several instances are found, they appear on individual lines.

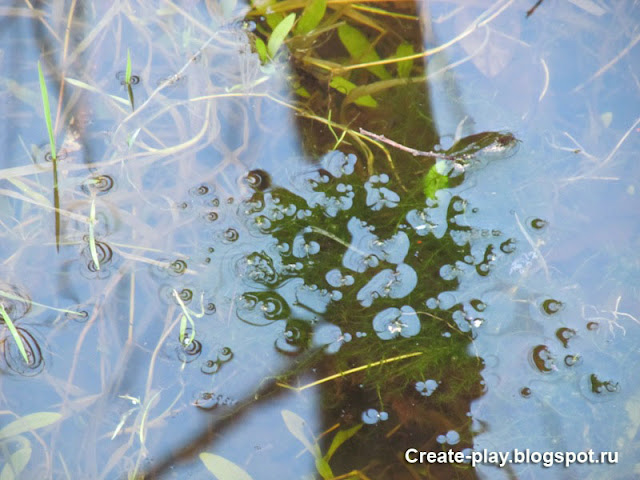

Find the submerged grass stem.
xmin=278 ymin=352 xmax=423 ymax=392
xmin=0 ymin=304 xmax=29 ymax=364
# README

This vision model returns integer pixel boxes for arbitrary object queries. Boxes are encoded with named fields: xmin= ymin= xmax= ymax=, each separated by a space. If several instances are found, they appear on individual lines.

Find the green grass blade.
xmin=324 ymin=424 xmax=362 ymax=462
xmin=125 ymin=48 xmax=132 ymax=85
xmin=294 ymin=0 xmax=326 ymax=35
xmin=255 ymin=37 xmax=268 ymax=64
xmin=172 ymin=289 xmax=195 ymax=346
xmin=53 ymin=162 xmax=60 ymax=252
xmin=127 ymin=84 xmax=135 ymax=111
xmin=88 ymin=197 xmax=100 ymax=271
xmin=37 ymin=61 xmax=56 ymax=161
xmin=267 ymin=13 xmax=296 ymax=58
xmin=37 ymin=61 xmax=60 ymax=250
xmin=0 ymin=304 xmax=29 ymax=364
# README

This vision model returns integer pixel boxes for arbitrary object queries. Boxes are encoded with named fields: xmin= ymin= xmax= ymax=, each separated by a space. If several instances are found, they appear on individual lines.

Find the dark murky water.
xmin=0 ymin=1 xmax=638 ymax=479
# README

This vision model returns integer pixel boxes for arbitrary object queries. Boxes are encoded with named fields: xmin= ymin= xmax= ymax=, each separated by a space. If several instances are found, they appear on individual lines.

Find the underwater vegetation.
xmin=165 ymin=128 xmax=517 ymax=478
xmin=4 ymin=0 xmax=635 ymax=478
xmin=140 ymin=1 xmax=525 ymax=477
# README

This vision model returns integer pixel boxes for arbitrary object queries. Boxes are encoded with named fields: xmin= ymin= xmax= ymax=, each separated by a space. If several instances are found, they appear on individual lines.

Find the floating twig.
xmin=358 ymin=128 xmax=457 ymax=160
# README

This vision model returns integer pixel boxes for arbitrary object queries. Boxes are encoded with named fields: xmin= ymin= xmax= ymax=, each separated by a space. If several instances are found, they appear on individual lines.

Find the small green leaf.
xmin=294 ymin=0 xmax=326 ymax=35
xmin=395 ymin=42 xmax=414 ymax=78
xmin=254 ymin=38 xmax=268 ymax=63
xmin=0 ymin=412 xmax=62 ymax=441
xmin=324 ymin=424 xmax=362 ymax=462
xmin=329 ymin=76 xmax=355 ymax=95
xmin=314 ymin=457 xmax=333 ymax=480
xmin=125 ymin=48 xmax=132 ymax=85
xmin=267 ymin=13 xmax=296 ymax=58
xmin=354 ymin=95 xmax=377 ymax=107
xmin=172 ymin=289 xmax=196 ymax=347
xmin=0 ymin=304 xmax=28 ymax=364
xmin=282 ymin=410 xmax=320 ymax=457
xmin=337 ymin=24 xmax=390 ymax=80
xmin=422 ymin=164 xmax=449 ymax=200
xmin=200 ymin=453 xmax=254 ymax=480
xmin=329 ymin=77 xmax=377 ymax=107
xmin=37 ymin=61 xmax=56 ymax=161
xmin=88 ymin=198 xmax=100 ymax=271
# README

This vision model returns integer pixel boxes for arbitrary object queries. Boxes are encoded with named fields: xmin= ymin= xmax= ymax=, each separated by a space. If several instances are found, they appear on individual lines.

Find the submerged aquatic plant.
xmin=0 ymin=304 xmax=29 ymax=364
xmin=172 ymin=130 xmax=515 ymax=477
xmin=37 ymin=61 xmax=61 ymax=250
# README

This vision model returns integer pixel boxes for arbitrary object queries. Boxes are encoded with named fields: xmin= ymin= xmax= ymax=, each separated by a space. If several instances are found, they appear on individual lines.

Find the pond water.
xmin=0 ymin=1 xmax=638 ymax=479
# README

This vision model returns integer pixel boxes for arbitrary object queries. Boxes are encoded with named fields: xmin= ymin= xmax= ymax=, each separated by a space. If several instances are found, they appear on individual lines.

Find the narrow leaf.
xmin=173 ymin=289 xmax=196 ymax=346
xmin=337 ymin=24 xmax=390 ymax=80
xmin=125 ymin=48 xmax=132 ymax=85
xmin=324 ymin=424 xmax=362 ymax=462
xmin=37 ymin=61 xmax=56 ymax=160
xmin=295 ymin=0 xmax=327 ymax=35
xmin=395 ymin=42 xmax=414 ymax=78
xmin=254 ymin=38 xmax=268 ymax=64
xmin=281 ymin=410 xmax=320 ymax=457
xmin=315 ymin=457 xmax=333 ymax=480
xmin=200 ymin=453 xmax=254 ymax=480
xmin=88 ymin=197 xmax=100 ymax=271
xmin=267 ymin=13 xmax=296 ymax=58
xmin=329 ymin=77 xmax=377 ymax=107
xmin=0 ymin=304 xmax=28 ymax=364
xmin=0 ymin=412 xmax=62 ymax=440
